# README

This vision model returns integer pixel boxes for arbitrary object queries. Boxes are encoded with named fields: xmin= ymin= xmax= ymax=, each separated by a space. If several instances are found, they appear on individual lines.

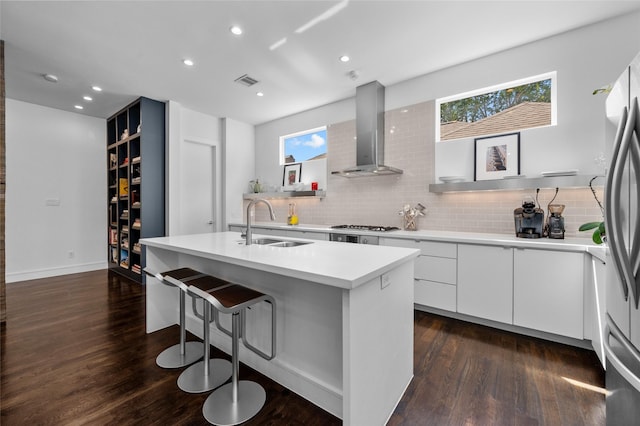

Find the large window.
xmin=280 ymin=126 xmax=327 ymax=164
xmin=436 ymin=72 xmax=556 ymax=142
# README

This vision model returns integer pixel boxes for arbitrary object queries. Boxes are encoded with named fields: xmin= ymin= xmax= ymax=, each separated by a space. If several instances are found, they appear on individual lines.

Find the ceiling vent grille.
xmin=234 ymin=74 xmax=259 ymax=87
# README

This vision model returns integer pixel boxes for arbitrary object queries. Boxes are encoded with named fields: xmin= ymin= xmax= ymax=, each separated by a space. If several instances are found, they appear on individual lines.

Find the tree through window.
xmin=437 ymin=72 xmax=556 ymax=141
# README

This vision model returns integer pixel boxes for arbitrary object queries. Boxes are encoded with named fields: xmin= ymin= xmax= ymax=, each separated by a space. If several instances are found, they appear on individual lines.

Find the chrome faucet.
xmin=245 ymin=199 xmax=276 ymax=245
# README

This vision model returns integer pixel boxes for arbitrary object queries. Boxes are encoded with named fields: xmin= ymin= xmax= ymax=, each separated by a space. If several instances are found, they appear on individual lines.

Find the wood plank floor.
xmin=1 ymin=270 xmax=605 ymax=425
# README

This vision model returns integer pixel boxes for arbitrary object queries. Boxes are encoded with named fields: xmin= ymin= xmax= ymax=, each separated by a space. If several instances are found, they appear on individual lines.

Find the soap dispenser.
xmin=287 ymin=203 xmax=298 ymax=225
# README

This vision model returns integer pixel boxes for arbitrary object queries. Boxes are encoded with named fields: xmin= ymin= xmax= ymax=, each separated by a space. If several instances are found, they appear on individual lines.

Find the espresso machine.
xmin=546 ymin=204 xmax=566 ymax=239
xmin=514 ymin=196 xmax=544 ymax=238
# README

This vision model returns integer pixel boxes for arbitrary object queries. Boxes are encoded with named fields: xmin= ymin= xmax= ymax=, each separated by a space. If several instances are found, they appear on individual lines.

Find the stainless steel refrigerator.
xmin=604 ymin=50 xmax=640 ymax=425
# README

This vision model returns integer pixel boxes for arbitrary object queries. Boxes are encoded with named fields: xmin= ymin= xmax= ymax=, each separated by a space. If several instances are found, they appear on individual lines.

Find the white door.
xmin=181 ymin=140 xmax=216 ymax=234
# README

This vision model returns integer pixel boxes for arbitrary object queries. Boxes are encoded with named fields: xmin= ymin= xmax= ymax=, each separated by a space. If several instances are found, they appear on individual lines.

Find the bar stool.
xmin=165 ymin=275 xmax=233 ymax=394
xmin=143 ymin=267 xmax=206 ymax=369
xmin=188 ymin=282 xmax=276 ymax=426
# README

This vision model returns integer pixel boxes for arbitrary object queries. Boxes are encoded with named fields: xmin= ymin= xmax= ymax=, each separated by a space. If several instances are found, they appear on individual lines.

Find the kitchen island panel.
xmin=343 ymin=261 xmax=414 ymax=425
xmin=142 ymin=232 xmax=418 ymax=424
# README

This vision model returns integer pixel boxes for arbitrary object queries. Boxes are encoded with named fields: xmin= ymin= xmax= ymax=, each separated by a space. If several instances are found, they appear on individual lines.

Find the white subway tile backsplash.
xmin=249 ymin=100 xmax=603 ymax=238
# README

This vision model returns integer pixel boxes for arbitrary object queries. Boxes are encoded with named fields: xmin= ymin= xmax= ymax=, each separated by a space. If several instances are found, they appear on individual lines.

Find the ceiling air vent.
xmin=234 ymin=74 xmax=259 ymax=87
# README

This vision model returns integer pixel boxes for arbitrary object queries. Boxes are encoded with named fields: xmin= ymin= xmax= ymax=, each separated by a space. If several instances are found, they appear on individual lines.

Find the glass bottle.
xmin=288 ymin=203 xmax=298 ymax=225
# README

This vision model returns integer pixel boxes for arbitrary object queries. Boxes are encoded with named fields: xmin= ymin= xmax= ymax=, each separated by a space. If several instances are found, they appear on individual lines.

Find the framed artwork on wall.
xmin=474 ymin=132 xmax=520 ymax=181
xmin=283 ymin=162 xmax=302 ymax=190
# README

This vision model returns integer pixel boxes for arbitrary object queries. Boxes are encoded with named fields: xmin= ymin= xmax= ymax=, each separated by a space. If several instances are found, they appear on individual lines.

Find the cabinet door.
xmin=457 ymin=244 xmax=513 ymax=324
xmin=513 ymin=249 xmax=584 ymax=339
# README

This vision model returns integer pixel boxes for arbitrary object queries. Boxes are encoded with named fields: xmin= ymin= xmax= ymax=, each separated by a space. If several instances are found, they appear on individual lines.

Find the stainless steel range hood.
xmin=331 ymin=81 xmax=403 ymax=177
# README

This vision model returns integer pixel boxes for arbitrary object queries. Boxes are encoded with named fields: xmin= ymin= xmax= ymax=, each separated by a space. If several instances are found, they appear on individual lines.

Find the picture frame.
xmin=474 ymin=132 xmax=520 ymax=181
xmin=283 ymin=162 xmax=302 ymax=190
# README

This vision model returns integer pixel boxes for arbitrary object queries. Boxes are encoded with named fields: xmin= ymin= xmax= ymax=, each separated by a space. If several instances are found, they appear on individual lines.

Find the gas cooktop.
xmin=331 ymin=225 xmax=400 ymax=232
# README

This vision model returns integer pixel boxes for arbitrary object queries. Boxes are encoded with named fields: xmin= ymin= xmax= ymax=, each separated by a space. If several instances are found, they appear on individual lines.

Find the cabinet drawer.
xmin=415 ymin=256 xmax=456 ymax=284
xmin=415 ymin=280 xmax=456 ymax=312
xmin=380 ymin=238 xmax=457 ymax=258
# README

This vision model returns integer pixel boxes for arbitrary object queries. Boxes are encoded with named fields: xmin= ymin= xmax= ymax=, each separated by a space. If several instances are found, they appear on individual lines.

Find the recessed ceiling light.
xmin=339 ymin=55 xmax=350 ymax=63
xmin=91 ymin=85 xmax=102 ymax=92
xmin=183 ymin=59 xmax=194 ymax=66
xmin=74 ymin=105 xmax=84 ymax=110
xmin=43 ymin=73 xmax=58 ymax=83
xmin=256 ymin=92 xmax=264 ymax=97
xmin=83 ymin=96 xmax=93 ymax=101
xmin=230 ymin=25 xmax=243 ymax=35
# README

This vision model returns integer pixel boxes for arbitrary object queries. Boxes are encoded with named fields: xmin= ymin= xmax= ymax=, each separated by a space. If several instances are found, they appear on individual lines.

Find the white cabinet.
xmin=513 ymin=249 xmax=584 ymax=339
xmin=585 ymin=253 xmax=606 ymax=367
xmin=457 ymin=244 xmax=513 ymax=324
xmin=379 ymin=238 xmax=457 ymax=312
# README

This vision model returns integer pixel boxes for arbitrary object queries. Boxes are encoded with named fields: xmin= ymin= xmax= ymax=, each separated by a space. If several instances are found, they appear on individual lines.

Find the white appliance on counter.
xmin=604 ymin=50 xmax=640 ymax=425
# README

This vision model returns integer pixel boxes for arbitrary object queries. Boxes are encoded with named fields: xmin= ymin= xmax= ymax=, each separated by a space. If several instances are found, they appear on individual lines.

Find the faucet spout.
xmin=246 ymin=199 xmax=276 ymax=245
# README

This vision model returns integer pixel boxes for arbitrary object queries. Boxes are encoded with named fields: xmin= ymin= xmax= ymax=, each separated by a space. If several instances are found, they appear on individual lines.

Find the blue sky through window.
xmin=283 ymin=128 xmax=327 ymax=163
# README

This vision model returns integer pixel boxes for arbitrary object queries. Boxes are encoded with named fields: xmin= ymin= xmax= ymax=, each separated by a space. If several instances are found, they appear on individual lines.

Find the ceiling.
xmin=2 ymin=1 xmax=640 ymax=125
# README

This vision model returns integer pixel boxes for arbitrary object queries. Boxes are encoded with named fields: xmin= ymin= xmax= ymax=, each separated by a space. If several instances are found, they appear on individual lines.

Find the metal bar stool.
xmin=165 ymin=275 xmax=233 ymax=394
xmin=188 ymin=282 xmax=276 ymax=426
xmin=144 ymin=267 xmax=206 ymax=368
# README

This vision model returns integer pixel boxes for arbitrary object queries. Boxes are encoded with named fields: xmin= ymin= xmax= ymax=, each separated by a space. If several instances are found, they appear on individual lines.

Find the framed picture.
xmin=283 ymin=162 xmax=302 ymax=190
xmin=474 ymin=132 xmax=520 ymax=181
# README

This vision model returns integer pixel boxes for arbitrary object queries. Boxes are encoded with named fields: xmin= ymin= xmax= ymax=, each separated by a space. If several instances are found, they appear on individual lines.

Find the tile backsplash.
xmin=250 ymin=101 xmax=604 ymax=238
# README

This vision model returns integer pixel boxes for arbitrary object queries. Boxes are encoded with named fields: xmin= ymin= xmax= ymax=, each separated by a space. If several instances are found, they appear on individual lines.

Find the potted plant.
xmin=579 ymin=176 xmax=606 ymax=244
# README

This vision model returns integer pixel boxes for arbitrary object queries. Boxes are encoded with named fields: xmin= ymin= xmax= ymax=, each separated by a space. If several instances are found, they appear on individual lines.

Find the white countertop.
xmin=140 ymin=232 xmax=420 ymax=290
xmin=230 ymin=222 xmax=602 ymax=253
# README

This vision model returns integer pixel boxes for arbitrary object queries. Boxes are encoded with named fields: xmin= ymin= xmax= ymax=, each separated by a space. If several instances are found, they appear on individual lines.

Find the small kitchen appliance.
xmin=546 ymin=204 xmax=565 ymax=239
xmin=514 ymin=196 xmax=544 ymax=238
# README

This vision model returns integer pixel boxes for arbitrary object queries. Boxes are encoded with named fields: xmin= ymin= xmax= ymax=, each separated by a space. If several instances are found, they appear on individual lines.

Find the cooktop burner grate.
xmin=331 ymin=225 xmax=400 ymax=232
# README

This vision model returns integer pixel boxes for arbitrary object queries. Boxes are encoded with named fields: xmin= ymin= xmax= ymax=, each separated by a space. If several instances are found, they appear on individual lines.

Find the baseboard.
xmin=6 ymin=261 xmax=107 ymax=283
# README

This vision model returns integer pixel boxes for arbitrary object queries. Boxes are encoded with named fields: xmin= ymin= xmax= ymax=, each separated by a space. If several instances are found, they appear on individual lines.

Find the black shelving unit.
xmin=107 ymin=97 xmax=165 ymax=282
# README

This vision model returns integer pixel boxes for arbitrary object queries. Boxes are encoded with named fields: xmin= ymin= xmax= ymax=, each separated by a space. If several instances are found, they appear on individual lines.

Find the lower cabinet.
xmin=457 ymin=244 xmax=513 ymax=324
xmin=513 ymin=248 xmax=584 ymax=339
xmin=380 ymin=238 xmax=457 ymax=312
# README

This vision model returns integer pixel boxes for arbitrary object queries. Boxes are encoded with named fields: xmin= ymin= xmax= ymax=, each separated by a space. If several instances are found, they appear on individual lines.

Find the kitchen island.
xmin=141 ymin=231 xmax=419 ymax=425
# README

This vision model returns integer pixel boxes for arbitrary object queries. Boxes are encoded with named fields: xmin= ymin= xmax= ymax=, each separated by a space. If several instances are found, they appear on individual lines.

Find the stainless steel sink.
xmin=239 ymin=238 xmax=312 ymax=247
xmin=251 ymin=238 xmax=283 ymax=245
xmin=269 ymin=241 xmax=312 ymax=248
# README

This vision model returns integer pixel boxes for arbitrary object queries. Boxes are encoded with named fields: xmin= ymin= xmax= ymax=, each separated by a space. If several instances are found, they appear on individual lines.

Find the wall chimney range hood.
xmin=331 ymin=81 xmax=403 ymax=177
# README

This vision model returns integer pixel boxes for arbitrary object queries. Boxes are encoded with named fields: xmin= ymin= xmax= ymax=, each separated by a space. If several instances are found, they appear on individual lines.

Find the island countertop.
xmin=140 ymin=231 xmax=420 ymax=290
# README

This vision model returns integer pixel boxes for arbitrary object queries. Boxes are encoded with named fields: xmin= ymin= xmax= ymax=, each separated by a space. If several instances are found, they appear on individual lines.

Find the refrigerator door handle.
xmin=605 ymin=314 xmax=640 ymax=393
xmin=606 ymin=104 xmax=631 ymax=301
xmin=629 ymin=98 xmax=640 ymax=307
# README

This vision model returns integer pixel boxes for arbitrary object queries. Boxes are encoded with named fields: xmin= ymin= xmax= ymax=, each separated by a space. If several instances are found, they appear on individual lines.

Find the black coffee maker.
xmin=514 ymin=196 xmax=544 ymax=238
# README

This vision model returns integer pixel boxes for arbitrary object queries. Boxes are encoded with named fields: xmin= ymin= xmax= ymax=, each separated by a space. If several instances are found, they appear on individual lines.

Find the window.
xmin=436 ymin=72 xmax=556 ymax=142
xmin=280 ymin=126 xmax=327 ymax=164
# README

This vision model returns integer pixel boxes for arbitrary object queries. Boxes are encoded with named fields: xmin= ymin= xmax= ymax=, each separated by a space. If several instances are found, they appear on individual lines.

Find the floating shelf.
xmin=243 ymin=190 xmax=326 ymax=200
xmin=429 ymin=175 xmax=601 ymax=193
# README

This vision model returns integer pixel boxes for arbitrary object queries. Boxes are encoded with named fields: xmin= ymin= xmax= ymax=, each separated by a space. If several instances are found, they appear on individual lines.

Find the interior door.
xmin=181 ymin=140 xmax=216 ymax=234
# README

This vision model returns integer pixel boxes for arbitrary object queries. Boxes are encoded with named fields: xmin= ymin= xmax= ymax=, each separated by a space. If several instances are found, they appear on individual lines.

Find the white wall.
xmin=255 ymin=99 xmax=353 ymax=191
xmin=252 ymin=11 xmax=640 ymax=235
xmin=222 ymin=118 xmax=255 ymax=226
xmin=6 ymin=99 xmax=106 ymax=282
xmin=166 ymin=101 xmax=223 ymax=235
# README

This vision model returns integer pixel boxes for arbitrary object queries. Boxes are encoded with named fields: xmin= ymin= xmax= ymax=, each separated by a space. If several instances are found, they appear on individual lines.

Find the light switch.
xmin=45 ymin=198 xmax=61 ymax=206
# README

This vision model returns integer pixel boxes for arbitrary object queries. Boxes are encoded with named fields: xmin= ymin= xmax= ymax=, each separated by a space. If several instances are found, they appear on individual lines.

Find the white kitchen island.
xmin=141 ymin=231 xmax=419 ymax=425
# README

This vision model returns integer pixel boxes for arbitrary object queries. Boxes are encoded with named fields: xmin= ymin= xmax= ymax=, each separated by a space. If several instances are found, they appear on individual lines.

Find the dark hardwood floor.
xmin=1 ymin=270 xmax=605 ymax=425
